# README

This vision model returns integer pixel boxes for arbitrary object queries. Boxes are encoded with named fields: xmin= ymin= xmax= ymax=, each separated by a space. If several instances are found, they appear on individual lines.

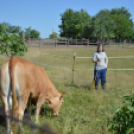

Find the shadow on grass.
xmin=65 ymin=82 xmax=94 ymax=91
xmin=24 ymin=105 xmax=55 ymax=121
xmin=0 ymin=105 xmax=58 ymax=134
xmin=0 ymin=104 xmax=55 ymax=127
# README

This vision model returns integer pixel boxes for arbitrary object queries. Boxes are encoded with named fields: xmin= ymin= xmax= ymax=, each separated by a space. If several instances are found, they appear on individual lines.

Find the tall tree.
xmin=25 ymin=26 xmax=40 ymax=38
xmin=59 ymin=8 xmax=91 ymax=39
xmin=31 ymin=29 xmax=40 ymax=38
xmin=75 ymin=9 xmax=91 ymax=38
xmin=110 ymin=14 xmax=134 ymax=40
xmin=110 ymin=7 xmax=132 ymax=20
xmin=49 ymin=32 xmax=58 ymax=39
xmin=92 ymin=9 xmax=115 ymax=42
xmin=110 ymin=7 xmax=133 ymax=40
xmin=59 ymin=8 xmax=75 ymax=38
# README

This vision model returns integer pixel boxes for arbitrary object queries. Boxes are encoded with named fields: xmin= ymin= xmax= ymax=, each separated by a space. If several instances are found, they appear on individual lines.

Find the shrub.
xmin=108 ymin=91 xmax=134 ymax=134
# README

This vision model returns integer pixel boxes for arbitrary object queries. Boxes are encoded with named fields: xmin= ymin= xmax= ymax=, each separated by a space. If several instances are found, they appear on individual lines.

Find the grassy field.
xmin=0 ymin=45 xmax=134 ymax=134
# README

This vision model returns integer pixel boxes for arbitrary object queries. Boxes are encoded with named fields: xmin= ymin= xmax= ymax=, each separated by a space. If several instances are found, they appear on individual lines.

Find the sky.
xmin=0 ymin=0 xmax=134 ymax=38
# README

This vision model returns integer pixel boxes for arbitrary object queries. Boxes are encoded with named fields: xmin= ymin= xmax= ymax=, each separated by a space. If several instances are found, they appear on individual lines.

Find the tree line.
xmin=59 ymin=7 xmax=134 ymax=42
xmin=0 ymin=7 xmax=134 ymax=41
xmin=0 ymin=22 xmax=40 ymax=39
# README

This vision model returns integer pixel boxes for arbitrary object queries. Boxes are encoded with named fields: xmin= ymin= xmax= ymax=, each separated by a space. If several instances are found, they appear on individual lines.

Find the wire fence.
xmin=27 ymin=50 xmax=134 ymax=71
xmin=0 ymin=106 xmax=58 ymax=134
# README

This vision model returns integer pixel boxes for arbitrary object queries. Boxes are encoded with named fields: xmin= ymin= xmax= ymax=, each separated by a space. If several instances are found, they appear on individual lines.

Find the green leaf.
xmin=19 ymin=51 xmax=24 ymax=56
xmin=122 ymin=95 xmax=130 ymax=98
xmin=0 ymin=24 xmax=6 ymax=32
xmin=0 ymin=33 xmax=6 ymax=41
xmin=13 ymin=45 xmax=19 ymax=52
xmin=7 ymin=33 xmax=13 ymax=38
xmin=6 ymin=39 xmax=13 ymax=46
xmin=23 ymin=47 xmax=27 ymax=52
xmin=115 ymin=108 xmax=120 ymax=113
xmin=0 ymin=45 xmax=6 ymax=53
xmin=13 ymin=33 xmax=20 ymax=38
xmin=12 ymin=40 xmax=18 ymax=45
xmin=127 ymin=106 xmax=134 ymax=112
xmin=127 ymin=128 xmax=134 ymax=134
xmin=132 ymin=91 xmax=134 ymax=95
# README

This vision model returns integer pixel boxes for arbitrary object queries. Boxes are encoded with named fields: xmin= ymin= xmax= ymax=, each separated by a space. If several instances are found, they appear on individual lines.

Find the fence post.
xmin=68 ymin=39 xmax=69 ymax=47
xmin=29 ymin=38 xmax=31 ymax=44
xmin=123 ymin=39 xmax=126 ymax=49
xmin=87 ymin=39 xmax=89 ymax=48
xmin=39 ymin=38 xmax=42 ymax=48
xmin=22 ymin=31 xmax=25 ymax=39
xmin=76 ymin=39 xmax=77 ymax=45
xmin=55 ymin=39 xmax=57 ymax=48
xmin=72 ymin=52 xmax=76 ymax=84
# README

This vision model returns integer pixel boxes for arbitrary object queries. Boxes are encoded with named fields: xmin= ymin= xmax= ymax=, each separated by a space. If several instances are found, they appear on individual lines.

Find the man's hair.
xmin=96 ymin=44 xmax=105 ymax=52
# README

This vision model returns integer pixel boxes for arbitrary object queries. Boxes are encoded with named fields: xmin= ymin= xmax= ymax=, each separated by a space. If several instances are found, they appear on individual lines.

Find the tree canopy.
xmin=25 ymin=26 xmax=40 ymax=38
xmin=59 ymin=9 xmax=91 ymax=39
xmin=0 ymin=24 xmax=27 ymax=58
xmin=0 ymin=22 xmax=40 ymax=39
xmin=49 ymin=32 xmax=58 ymax=39
xmin=59 ymin=7 xmax=134 ymax=40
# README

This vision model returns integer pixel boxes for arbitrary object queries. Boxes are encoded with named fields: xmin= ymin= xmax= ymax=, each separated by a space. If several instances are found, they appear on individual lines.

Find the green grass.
xmin=0 ymin=45 xmax=134 ymax=134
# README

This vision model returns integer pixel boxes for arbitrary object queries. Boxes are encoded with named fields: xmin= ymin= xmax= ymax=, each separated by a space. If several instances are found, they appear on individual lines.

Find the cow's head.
xmin=46 ymin=92 xmax=65 ymax=115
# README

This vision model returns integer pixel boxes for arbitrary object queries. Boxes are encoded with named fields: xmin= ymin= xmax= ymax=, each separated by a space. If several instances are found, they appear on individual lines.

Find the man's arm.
xmin=93 ymin=58 xmax=101 ymax=63
xmin=106 ymin=58 xmax=108 ymax=68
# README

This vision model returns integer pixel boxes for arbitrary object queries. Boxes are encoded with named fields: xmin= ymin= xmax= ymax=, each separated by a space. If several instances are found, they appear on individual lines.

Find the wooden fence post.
xmin=55 ymin=39 xmax=57 ymax=48
xmin=22 ymin=31 xmax=25 ymax=39
xmin=39 ymin=38 xmax=42 ymax=48
xmin=72 ymin=52 xmax=76 ymax=84
xmin=68 ymin=39 xmax=69 ymax=47
xmin=29 ymin=38 xmax=31 ymax=44
xmin=123 ymin=39 xmax=126 ymax=49
xmin=86 ymin=39 xmax=89 ymax=48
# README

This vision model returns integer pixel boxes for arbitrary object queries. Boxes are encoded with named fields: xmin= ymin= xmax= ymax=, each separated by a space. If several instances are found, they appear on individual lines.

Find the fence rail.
xmin=25 ymin=38 xmax=134 ymax=48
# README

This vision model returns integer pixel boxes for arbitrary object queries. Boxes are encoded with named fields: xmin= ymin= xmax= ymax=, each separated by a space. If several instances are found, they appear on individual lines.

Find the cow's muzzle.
xmin=53 ymin=113 xmax=59 ymax=116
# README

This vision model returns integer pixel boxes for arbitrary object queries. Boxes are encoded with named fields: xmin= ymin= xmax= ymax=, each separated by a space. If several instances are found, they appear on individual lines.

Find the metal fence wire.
xmin=0 ymin=105 xmax=58 ymax=134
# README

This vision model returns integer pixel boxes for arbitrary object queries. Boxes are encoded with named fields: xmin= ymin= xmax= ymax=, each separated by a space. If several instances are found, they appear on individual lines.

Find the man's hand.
xmin=97 ymin=58 xmax=101 ymax=62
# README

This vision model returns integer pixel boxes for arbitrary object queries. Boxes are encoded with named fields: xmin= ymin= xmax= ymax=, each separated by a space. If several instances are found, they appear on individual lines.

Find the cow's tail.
xmin=9 ymin=56 xmax=19 ymax=118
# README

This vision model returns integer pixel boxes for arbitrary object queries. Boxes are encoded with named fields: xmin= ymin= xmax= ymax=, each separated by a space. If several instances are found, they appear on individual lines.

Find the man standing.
xmin=92 ymin=44 xmax=108 ymax=91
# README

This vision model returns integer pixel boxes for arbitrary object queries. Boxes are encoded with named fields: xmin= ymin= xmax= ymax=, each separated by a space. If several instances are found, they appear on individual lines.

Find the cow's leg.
xmin=35 ymin=97 xmax=45 ymax=124
xmin=18 ymin=96 xmax=29 ymax=121
xmin=1 ymin=95 xmax=13 ymax=134
xmin=17 ymin=94 xmax=29 ymax=131
xmin=27 ymin=93 xmax=32 ymax=120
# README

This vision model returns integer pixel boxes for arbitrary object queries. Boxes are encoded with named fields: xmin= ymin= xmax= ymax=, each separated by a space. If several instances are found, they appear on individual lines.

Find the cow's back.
xmin=10 ymin=56 xmax=39 ymax=97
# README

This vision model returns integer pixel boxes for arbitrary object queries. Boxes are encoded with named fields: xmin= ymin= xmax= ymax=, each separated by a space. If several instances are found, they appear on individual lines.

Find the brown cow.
xmin=0 ymin=56 xmax=65 ymax=134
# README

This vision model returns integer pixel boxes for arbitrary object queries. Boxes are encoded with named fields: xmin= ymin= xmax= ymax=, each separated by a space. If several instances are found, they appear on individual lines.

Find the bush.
xmin=0 ymin=24 xmax=27 ymax=57
xmin=108 ymin=91 xmax=134 ymax=134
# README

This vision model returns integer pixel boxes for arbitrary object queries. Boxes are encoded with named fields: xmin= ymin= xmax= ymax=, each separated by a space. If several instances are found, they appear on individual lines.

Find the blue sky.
xmin=0 ymin=0 xmax=134 ymax=38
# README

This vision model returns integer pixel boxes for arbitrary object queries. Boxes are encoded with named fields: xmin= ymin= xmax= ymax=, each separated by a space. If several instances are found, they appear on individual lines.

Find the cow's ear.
xmin=62 ymin=92 xmax=66 ymax=97
xmin=59 ymin=92 xmax=66 ymax=100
